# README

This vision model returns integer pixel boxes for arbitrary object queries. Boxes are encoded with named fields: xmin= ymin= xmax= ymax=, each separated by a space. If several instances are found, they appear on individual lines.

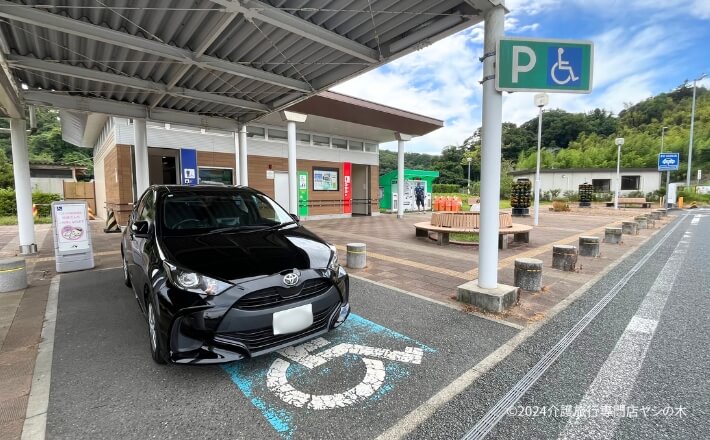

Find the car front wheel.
xmin=148 ymin=301 xmax=167 ymax=364
xmin=122 ymin=248 xmax=131 ymax=287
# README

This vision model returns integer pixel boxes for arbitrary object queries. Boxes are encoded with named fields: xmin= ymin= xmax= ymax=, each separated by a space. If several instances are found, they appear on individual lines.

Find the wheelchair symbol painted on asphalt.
xmin=222 ymin=313 xmax=435 ymax=439
xmin=267 ymin=336 xmax=424 ymax=410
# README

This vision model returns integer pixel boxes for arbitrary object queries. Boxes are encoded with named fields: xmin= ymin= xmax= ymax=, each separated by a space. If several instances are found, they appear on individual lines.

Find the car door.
xmin=128 ymin=190 xmax=154 ymax=296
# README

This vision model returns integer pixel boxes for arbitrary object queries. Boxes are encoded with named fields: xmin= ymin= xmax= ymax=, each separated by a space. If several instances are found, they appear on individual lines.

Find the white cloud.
xmin=334 ymin=0 xmax=709 ymax=155
xmin=333 ymin=31 xmax=483 ymax=154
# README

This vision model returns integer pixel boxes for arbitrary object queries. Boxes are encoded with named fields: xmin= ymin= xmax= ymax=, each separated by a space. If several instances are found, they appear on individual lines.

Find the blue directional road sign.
xmin=658 ymin=153 xmax=680 ymax=171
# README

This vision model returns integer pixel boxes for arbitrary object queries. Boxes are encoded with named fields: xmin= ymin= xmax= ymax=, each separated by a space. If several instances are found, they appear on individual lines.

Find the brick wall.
xmin=104 ymin=144 xmax=134 ymax=224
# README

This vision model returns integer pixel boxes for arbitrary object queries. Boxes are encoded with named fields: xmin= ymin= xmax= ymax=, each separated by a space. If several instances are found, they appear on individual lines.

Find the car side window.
xmin=137 ymin=191 xmax=155 ymax=223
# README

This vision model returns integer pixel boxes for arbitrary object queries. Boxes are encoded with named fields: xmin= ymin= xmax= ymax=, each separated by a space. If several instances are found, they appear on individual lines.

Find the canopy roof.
xmin=0 ymin=0 xmax=495 ymax=130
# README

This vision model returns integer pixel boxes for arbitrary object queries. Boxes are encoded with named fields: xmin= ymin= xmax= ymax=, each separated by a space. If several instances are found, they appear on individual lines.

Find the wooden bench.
xmin=414 ymin=222 xmax=532 ymax=249
xmin=605 ymin=197 xmax=652 ymax=208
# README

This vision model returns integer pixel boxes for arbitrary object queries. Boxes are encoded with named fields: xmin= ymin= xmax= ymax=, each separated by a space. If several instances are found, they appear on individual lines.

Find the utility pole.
xmin=533 ymin=93 xmax=548 ymax=226
xmin=687 ymin=73 xmax=707 ymax=187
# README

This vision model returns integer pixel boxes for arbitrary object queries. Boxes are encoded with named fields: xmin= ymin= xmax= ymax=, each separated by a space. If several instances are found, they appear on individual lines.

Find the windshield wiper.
xmin=262 ymin=221 xmax=298 ymax=231
xmin=205 ymin=225 xmax=267 ymax=235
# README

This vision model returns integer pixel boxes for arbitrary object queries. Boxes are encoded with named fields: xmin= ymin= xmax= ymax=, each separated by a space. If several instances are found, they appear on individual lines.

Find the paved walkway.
xmin=0 ymin=205 xmax=674 ymax=438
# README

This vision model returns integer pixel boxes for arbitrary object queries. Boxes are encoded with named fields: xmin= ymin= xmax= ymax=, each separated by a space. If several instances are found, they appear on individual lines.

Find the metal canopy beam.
xmin=7 ymin=55 xmax=269 ymax=112
xmin=0 ymin=0 xmax=311 ymax=92
xmin=23 ymin=91 xmax=239 ymax=131
xmin=210 ymin=0 xmax=380 ymax=64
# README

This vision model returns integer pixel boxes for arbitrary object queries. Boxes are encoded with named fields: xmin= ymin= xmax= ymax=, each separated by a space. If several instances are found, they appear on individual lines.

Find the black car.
xmin=121 ymin=185 xmax=350 ymax=364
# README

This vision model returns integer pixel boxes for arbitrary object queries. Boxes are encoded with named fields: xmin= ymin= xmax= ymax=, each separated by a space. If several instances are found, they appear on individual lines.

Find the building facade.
xmin=510 ymin=168 xmax=662 ymax=197
xmin=83 ymin=92 xmax=443 ymax=224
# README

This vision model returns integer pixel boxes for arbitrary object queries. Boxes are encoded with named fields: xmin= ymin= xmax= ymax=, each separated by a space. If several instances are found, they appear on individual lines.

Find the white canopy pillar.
xmin=281 ymin=111 xmax=307 ymax=214
xmin=478 ymin=5 xmax=505 ymax=289
xmin=395 ymin=133 xmax=412 ymax=219
xmin=238 ymin=124 xmax=248 ymax=186
xmin=133 ymin=118 xmax=149 ymax=197
xmin=10 ymin=118 xmax=37 ymax=255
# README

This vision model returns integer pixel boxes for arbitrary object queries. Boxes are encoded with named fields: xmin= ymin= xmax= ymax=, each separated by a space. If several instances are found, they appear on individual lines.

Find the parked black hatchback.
xmin=121 ymin=185 xmax=350 ymax=364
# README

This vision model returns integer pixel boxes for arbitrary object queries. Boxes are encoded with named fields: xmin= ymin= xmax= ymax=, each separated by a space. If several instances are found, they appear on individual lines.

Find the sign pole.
xmin=533 ymin=93 xmax=548 ymax=226
xmin=615 ymin=138 xmax=624 ymax=210
xmin=478 ymin=5 xmax=505 ymax=289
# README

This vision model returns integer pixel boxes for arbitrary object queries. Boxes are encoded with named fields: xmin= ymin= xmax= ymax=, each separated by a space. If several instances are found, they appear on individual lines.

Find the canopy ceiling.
xmin=0 ymin=0 xmax=496 ymax=130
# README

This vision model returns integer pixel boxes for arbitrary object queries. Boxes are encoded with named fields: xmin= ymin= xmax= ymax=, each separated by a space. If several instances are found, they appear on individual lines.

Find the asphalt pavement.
xmin=405 ymin=210 xmax=709 ymax=440
xmin=46 ymin=271 xmax=516 ymax=440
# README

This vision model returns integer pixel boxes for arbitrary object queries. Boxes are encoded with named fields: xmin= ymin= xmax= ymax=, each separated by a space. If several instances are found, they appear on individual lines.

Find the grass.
xmin=450 ymin=232 xmax=479 ymax=243
xmin=0 ymin=216 xmax=53 ymax=225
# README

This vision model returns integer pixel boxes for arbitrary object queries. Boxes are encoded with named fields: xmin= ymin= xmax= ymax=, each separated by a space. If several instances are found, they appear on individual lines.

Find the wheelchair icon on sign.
xmin=550 ymin=47 xmax=579 ymax=85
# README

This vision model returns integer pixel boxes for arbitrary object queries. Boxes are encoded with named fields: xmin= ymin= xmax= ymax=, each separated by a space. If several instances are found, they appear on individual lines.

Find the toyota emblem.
xmin=282 ymin=271 xmax=300 ymax=287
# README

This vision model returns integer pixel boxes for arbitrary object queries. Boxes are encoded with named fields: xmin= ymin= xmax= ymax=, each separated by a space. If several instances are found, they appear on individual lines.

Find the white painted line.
xmin=376 ymin=224 xmax=663 ymax=440
xmin=349 ymin=274 xmax=524 ymax=331
xmin=558 ymin=236 xmax=688 ymax=440
xmin=21 ymin=275 xmax=60 ymax=440
xmin=690 ymin=215 xmax=700 ymax=225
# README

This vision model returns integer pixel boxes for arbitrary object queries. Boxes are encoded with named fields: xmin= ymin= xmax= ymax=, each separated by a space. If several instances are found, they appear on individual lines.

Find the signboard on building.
xmin=298 ymin=171 xmax=309 ymax=217
xmin=497 ymin=37 xmax=593 ymax=93
xmin=343 ymin=162 xmax=352 ymax=214
xmin=51 ymin=201 xmax=94 ymax=272
xmin=180 ymin=148 xmax=197 ymax=185
xmin=313 ymin=168 xmax=339 ymax=191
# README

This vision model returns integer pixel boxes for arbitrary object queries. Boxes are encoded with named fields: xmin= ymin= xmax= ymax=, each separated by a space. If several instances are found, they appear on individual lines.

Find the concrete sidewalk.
xmin=0 ymin=205 xmax=674 ymax=439
xmin=0 ymin=222 xmax=121 ymax=440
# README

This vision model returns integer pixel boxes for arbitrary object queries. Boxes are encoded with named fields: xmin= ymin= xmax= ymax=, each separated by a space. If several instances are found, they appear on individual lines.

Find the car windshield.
xmin=161 ymin=190 xmax=293 ymax=233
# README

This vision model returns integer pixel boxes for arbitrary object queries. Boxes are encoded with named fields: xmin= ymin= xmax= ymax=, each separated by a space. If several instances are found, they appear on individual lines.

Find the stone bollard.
xmin=634 ymin=216 xmax=648 ymax=229
xmin=514 ymin=258 xmax=543 ymax=291
xmin=0 ymin=258 xmax=27 ymax=293
xmin=622 ymin=221 xmax=638 ymax=235
xmin=648 ymin=211 xmax=661 ymax=220
xmin=578 ymin=236 xmax=601 ymax=257
xmin=655 ymin=209 xmax=667 ymax=217
xmin=552 ymin=245 xmax=577 ymax=271
xmin=346 ymin=243 xmax=366 ymax=269
xmin=604 ymin=227 xmax=623 ymax=244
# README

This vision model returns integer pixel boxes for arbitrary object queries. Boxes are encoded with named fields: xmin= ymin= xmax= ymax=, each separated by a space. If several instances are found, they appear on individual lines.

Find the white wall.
xmin=114 ymin=119 xmax=379 ymax=166
xmin=30 ymin=178 xmax=65 ymax=195
xmin=512 ymin=169 xmax=661 ymax=195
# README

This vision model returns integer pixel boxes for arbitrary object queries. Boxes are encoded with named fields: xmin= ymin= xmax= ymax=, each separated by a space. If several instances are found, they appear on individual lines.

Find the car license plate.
xmin=272 ymin=304 xmax=313 ymax=335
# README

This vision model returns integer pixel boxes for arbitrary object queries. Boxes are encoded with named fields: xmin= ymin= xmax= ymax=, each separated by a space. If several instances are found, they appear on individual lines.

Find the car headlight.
xmin=163 ymin=262 xmax=232 ymax=296
xmin=327 ymin=244 xmax=340 ymax=271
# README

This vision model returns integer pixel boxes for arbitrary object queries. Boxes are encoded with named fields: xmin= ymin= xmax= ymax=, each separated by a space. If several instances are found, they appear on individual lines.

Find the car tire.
xmin=147 ymin=301 xmax=168 ymax=364
xmin=122 ymin=248 xmax=132 ymax=288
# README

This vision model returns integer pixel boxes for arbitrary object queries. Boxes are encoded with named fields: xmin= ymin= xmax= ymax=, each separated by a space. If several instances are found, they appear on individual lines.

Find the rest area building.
xmin=63 ymin=92 xmax=443 ymax=224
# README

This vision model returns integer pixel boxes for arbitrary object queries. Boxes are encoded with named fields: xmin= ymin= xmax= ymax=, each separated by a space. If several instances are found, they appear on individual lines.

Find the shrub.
xmin=0 ymin=188 xmax=61 ymax=216
xmin=432 ymin=184 xmax=460 ymax=193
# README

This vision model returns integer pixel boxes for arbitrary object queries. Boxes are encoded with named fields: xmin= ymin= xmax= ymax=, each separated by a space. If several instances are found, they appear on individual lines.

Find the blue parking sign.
xmin=658 ymin=153 xmax=679 ymax=171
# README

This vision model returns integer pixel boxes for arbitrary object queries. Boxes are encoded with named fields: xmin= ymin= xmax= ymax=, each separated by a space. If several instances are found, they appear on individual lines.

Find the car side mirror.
xmin=289 ymin=213 xmax=300 ymax=222
xmin=131 ymin=220 xmax=152 ymax=238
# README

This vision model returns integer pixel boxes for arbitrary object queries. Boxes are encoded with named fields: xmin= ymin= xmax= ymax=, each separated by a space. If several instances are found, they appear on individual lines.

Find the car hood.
xmin=160 ymin=226 xmax=332 ymax=281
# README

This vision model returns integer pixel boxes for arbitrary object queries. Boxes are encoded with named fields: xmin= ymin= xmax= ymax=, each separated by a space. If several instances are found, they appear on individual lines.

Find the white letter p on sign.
xmin=512 ymin=46 xmax=536 ymax=83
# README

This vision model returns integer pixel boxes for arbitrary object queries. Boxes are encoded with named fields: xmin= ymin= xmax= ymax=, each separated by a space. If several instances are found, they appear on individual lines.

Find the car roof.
xmin=152 ymin=185 xmax=260 ymax=197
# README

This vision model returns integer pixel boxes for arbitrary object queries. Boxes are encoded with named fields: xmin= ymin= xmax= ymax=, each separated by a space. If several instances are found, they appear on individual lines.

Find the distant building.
xmin=509 ymin=168 xmax=661 ymax=196
xmin=29 ymin=163 xmax=87 ymax=195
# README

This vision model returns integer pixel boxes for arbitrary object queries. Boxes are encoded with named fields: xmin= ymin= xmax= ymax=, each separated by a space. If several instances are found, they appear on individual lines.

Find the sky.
xmin=332 ymin=0 xmax=710 ymax=155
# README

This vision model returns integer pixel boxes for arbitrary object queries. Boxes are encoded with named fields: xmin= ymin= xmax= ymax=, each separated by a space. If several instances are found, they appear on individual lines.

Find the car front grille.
xmin=214 ymin=302 xmax=339 ymax=353
xmin=235 ymin=278 xmax=332 ymax=310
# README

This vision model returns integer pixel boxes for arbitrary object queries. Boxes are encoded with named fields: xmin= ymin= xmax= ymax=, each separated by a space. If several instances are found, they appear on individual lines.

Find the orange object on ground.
xmin=88 ymin=207 xmax=96 ymax=220
xmin=32 ymin=204 xmax=38 ymax=219
xmin=444 ymin=197 xmax=452 ymax=211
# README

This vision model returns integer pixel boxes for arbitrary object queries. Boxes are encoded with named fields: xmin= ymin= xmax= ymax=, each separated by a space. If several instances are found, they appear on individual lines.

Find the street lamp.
xmin=615 ymin=137 xmax=625 ymax=209
xmin=687 ymin=73 xmax=706 ymax=187
xmin=533 ymin=93 xmax=549 ymax=226
xmin=467 ymin=156 xmax=472 ymax=195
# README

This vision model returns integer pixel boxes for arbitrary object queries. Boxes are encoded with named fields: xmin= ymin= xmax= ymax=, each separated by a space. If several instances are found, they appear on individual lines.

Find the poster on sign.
xmin=54 ymin=203 xmax=90 ymax=253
